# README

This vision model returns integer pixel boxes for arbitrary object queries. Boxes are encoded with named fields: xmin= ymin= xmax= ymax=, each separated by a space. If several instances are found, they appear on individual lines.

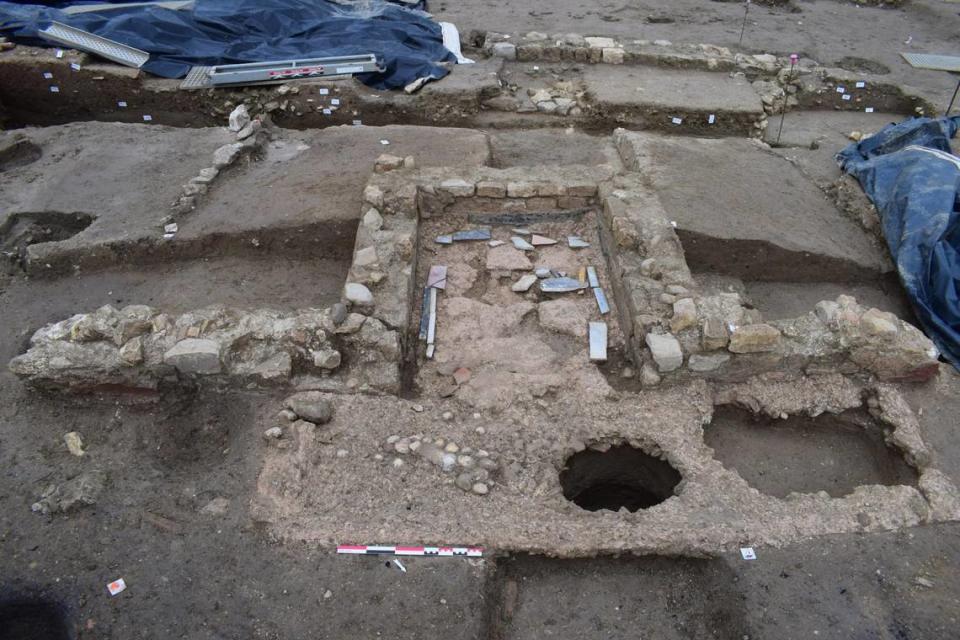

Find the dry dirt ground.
xmin=3 ymin=1 xmax=960 ymax=639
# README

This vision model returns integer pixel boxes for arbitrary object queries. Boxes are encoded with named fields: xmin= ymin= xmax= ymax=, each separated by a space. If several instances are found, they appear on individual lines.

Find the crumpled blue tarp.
xmin=837 ymin=115 xmax=960 ymax=370
xmin=0 ymin=0 xmax=454 ymax=89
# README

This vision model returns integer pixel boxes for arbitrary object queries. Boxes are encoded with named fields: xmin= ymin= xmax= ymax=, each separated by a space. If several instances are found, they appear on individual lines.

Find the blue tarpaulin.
xmin=837 ymin=115 xmax=960 ymax=370
xmin=0 ymin=0 xmax=455 ymax=89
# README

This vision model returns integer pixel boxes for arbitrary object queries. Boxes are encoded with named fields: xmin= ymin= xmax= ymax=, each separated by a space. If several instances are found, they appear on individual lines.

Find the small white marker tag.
xmin=49 ymin=86 xmax=60 ymax=93
xmin=708 ymin=114 xmax=716 ymax=124
xmin=70 ymin=62 xmax=81 ymax=71
xmin=142 ymin=115 xmax=153 ymax=122
xmin=331 ymin=98 xmax=341 ymax=106
xmin=319 ymin=88 xmax=329 ymax=95
xmin=865 ymin=107 xmax=875 ymax=113
xmin=670 ymin=220 xmax=677 ymax=228
xmin=380 ymin=139 xmax=390 ymax=145
xmin=42 ymin=71 xmax=53 ymax=79
xmin=842 ymin=94 xmax=851 ymax=101
xmin=352 ymin=119 xmax=362 ymax=126
xmin=671 ymin=117 xmax=682 ymax=125
xmin=118 ymin=101 xmax=127 ymax=108
xmin=322 ymin=108 xmax=332 ymax=115
xmin=836 ymin=86 xmax=845 ymax=93
xmin=740 ymin=547 xmax=757 ymax=561
xmin=107 ymin=578 xmax=127 ymax=595
xmin=55 ymin=49 xmax=64 ymax=58
xmin=855 ymin=81 xmax=866 ymax=89
xmin=533 ymin=65 xmax=540 ymax=71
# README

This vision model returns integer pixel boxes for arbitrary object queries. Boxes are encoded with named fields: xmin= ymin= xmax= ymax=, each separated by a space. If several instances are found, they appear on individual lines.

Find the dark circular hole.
xmin=0 ymin=598 xmax=71 ymax=640
xmin=560 ymin=444 xmax=681 ymax=512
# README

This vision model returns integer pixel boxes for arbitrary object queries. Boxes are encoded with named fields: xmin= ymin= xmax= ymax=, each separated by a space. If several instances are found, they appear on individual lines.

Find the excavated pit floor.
xmin=705 ymin=406 xmax=919 ymax=499
xmin=489 ymin=554 xmax=744 ymax=640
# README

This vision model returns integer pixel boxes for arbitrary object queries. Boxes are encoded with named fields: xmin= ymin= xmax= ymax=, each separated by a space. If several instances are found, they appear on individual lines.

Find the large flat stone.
xmin=585 ymin=65 xmax=763 ymax=116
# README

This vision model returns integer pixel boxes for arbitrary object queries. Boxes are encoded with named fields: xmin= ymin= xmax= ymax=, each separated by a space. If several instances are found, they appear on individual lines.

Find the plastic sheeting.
xmin=0 ymin=0 xmax=455 ymax=89
xmin=837 ymin=116 xmax=960 ymax=369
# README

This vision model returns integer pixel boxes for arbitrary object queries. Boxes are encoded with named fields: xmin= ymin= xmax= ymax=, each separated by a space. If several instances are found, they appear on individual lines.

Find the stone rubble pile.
xmin=380 ymin=433 xmax=500 ymax=496
xmin=8 ymin=303 xmax=401 ymax=393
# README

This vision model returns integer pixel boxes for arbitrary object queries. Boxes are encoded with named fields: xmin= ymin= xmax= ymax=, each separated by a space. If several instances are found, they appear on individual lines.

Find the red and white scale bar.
xmin=337 ymin=544 xmax=483 ymax=557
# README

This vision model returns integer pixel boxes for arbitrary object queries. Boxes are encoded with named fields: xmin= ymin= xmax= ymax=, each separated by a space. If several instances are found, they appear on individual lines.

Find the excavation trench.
xmin=484 ymin=554 xmax=746 ymax=640
xmin=705 ymin=405 xmax=919 ymax=499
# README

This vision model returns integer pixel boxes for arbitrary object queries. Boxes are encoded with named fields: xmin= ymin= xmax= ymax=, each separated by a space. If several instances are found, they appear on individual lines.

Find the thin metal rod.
xmin=947 ymin=77 xmax=960 ymax=116
xmin=738 ymin=1 xmax=750 ymax=47
xmin=775 ymin=103 xmax=786 ymax=145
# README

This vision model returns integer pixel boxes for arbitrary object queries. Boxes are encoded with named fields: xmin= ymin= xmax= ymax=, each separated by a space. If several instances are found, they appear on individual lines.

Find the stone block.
xmin=507 ymin=181 xmax=538 ymax=198
xmin=728 ymin=324 xmax=781 ymax=353
xmin=701 ymin=316 xmax=729 ymax=350
xmin=163 ymin=339 xmax=222 ymax=374
xmin=645 ymin=332 xmax=684 ymax=372
xmin=476 ymin=181 xmax=507 ymax=198
xmin=670 ymin=298 xmax=697 ymax=333
xmin=438 ymin=178 xmax=475 ymax=197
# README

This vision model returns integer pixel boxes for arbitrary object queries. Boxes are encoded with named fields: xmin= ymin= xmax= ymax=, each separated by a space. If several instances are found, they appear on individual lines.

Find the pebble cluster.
xmin=378 ymin=434 xmax=500 ymax=496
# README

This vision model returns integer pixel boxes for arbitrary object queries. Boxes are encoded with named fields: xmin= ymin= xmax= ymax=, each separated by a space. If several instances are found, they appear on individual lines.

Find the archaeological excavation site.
xmin=2 ymin=0 xmax=960 ymax=638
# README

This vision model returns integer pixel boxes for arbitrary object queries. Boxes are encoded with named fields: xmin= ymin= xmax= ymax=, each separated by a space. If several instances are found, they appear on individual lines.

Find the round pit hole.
xmin=560 ymin=444 xmax=681 ymax=512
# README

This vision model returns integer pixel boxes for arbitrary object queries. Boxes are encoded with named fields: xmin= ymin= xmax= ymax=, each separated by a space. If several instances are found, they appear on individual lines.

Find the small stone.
xmin=453 ymin=367 xmax=472 ymax=385
xmin=471 ymin=482 xmax=489 ymax=495
xmin=286 ymin=395 xmax=333 ymax=427
xmin=915 ymin=577 xmax=935 ymax=589
xmin=602 ymin=47 xmax=625 ymax=64
xmin=442 ymin=411 xmax=454 ymax=421
xmin=279 ymin=409 xmax=297 ymax=422
xmin=457 ymin=455 xmax=475 ymax=468
xmin=512 ymin=274 xmax=538 ymax=292
xmin=814 ymin=300 xmax=840 ymax=325
xmin=323 ymin=590 xmax=333 ymax=599
xmin=387 ymin=435 xmax=401 ymax=444
xmin=353 ymin=246 xmax=379 ymax=268
xmin=312 ymin=348 xmax=341 ymax=370
xmin=212 ymin=143 xmax=243 ymax=169
xmin=392 ymin=457 xmax=404 ymax=468
xmin=441 ymin=453 xmax=457 ymax=472
xmin=63 ymin=432 xmax=85 ymax=457
xmin=445 ymin=442 xmax=460 ymax=453
xmin=403 ymin=156 xmax=416 ymax=169
xmin=476 ymin=181 xmax=507 ymax=198
xmin=475 ymin=426 xmax=486 ymax=435
xmin=119 ymin=336 xmax=144 ymax=366
xmin=535 ymin=268 xmax=551 ymax=278
xmin=336 ymin=449 xmax=349 ymax=458
xmin=330 ymin=303 xmax=348 ymax=326
xmin=264 ymin=427 xmax=283 ymax=439
xmin=645 ymin=333 xmax=684 ymax=372
xmin=163 ymin=339 xmax=221 ymax=374
xmin=236 ymin=120 xmax=259 ymax=140
xmin=728 ymin=324 xmax=781 ymax=353
xmin=530 ymin=235 xmax=558 ymax=246
xmin=455 ymin=472 xmax=474 ymax=491
xmin=362 ymin=208 xmax=383 ymax=230
xmin=860 ymin=308 xmax=899 ymax=337
xmin=409 ymin=441 xmax=421 ymax=452
xmin=702 ymin=316 xmax=730 ymax=350
xmin=620 ymin=367 xmax=635 ymax=378
xmin=200 ymin=497 xmax=230 ymax=516
xmin=228 ymin=104 xmax=250 ymax=132
xmin=439 ymin=178 xmax=475 ymax=197
xmin=478 ymin=457 xmax=498 ymax=471
xmin=492 ymin=42 xmax=517 ymax=60
xmin=363 ymin=184 xmax=384 ymax=208
xmin=394 ymin=440 xmax=410 ymax=454
xmin=640 ymin=363 xmax=661 ymax=387
xmin=653 ymin=39 xmax=672 ymax=46
xmin=374 ymin=153 xmax=404 ymax=172
xmin=510 ymin=236 xmax=535 ymax=251
xmin=412 ymin=404 xmax=425 ymax=413
xmin=688 ymin=353 xmax=731 ymax=372
xmin=344 ymin=282 xmax=373 ymax=307
xmin=670 ymin=298 xmax=698 ymax=333
xmin=506 ymin=182 xmax=538 ymax=198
